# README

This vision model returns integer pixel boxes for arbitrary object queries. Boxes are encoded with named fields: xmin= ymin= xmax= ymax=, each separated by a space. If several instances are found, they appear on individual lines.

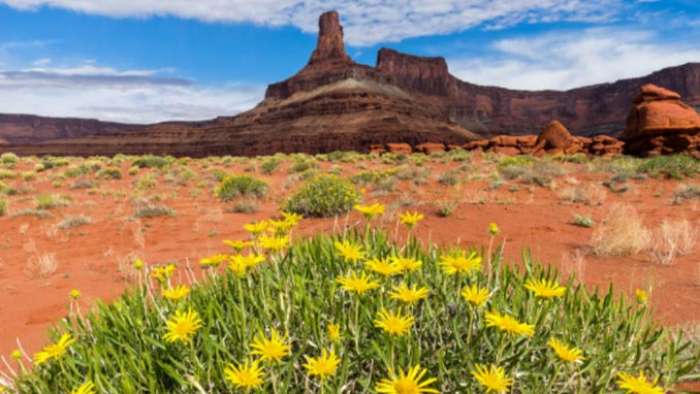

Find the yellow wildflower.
xmin=132 ymin=258 xmax=145 ymax=270
xmin=391 ymin=256 xmax=423 ymax=272
xmin=374 ymin=308 xmax=414 ymax=336
xmin=327 ymin=323 xmax=342 ymax=343
xmin=199 ymin=254 xmax=228 ymax=268
xmin=488 ymin=223 xmax=500 ymax=236
xmin=34 ymin=333 xmax=75 ymax=365
xmin=281 ymin=211 xmax=303 ymax=226
xmin=228 ymin=253 xmax=266 ymax=277
xmin=334 ymin=240 xmax=365 ymax=263
xmin=365 ymin=258 xmax=402 ymax=277
xmin=304 ymin=349 xmax=340 ymax=380
xmin=11 ymin=349 xmax=22 ymax=360
xmin=336 ymin=271 xmax=380 ymax=295
xmin=70 ymin=381 xmax=96 ymax=394
xmin=222 ymin=239 xmax=252 ymax=252
xmin=485 ymin=311 xmax=535 ymax=337
xmin=616 ymin=371 xmax=664 ymax=394
xmin=354 ymin=203 xmax=385 ymax=219
xmin=163 ymin=309 xmax=202 ymax=344
xmin=524 ymin=278 xmax=566 ymax=298
xmin=375 ymin=365 xmax=439 ymax=394
xmin=69 ymin=289 xmax=81 ymax=300
xmin=161 ymin=285 xmax=190 ymax=302
xmin=461 ymin=284 xmax=490 ymax=307
xmin=440 ymin=251 xmax=481 ymax=275
xmin=399 ymin=211 xmax=424 ymax=229
xmin=548 ymin=338 xmax=585 ymax=363
xmin=224 ymin=360 xmax=264 ymax=390
xmin=471 ymin=364 xmax=512 ymax=394
xmin=635 ymin=289 xmax=649 ymax=304
xmin=151 ymin=264 xmax=176 ymax=282
xmin=389 ymin=283 xmax=430 ymax=304
xmin=258 ymin=234 xmax=289 ymax=252
xmin=244 ymin=220 xmax=269 ymax=236
xmin=250 ymin=329 xmax=291 ymax=363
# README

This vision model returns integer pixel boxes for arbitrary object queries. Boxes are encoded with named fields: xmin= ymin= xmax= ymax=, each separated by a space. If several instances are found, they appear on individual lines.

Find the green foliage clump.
xmin=132 ymin=155 xmax=172 ymax=169
xmin=215 ymin=175 xmax=268 ymax=201
xmin=37 ymin=156 xmax=70 ymax=171
xmin=35 ymin=194 xmax=70 ymax=210
xmin=0 ymin=169 xmax=16 ymax=179
xmin=96 ymin=167 xmax=123 ymax=180
xmin=0 ymin=197 xmax=6 ymax=216
xmin=637 ymin=155 xmax=700 ymax=179
xmin=285 ymin=174 xmax=359 ymax=217
xmin=351 ymin=169 xmax=396 ymax=186
xmin=13 ymin=230 xmax=699 ymax=393
xmin=260 ymin=157 xmax=281 ymax=174
xmin=0 ymin=152 xmax=19 ymax=168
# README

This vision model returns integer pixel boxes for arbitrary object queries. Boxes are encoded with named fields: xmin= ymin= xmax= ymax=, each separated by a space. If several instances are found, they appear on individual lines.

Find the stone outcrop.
xmin=623 ymin=84 xmax=700 ymax=157
xmin=0 ymin=10 xmax=698 ymax=157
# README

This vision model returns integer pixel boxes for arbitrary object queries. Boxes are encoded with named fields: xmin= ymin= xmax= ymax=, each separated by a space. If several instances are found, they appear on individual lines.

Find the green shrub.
xmin=0 ymin=198 xmax=6 ymax=216
xmin=0 ymin=152 xmax=19 ymax=166
xmin=285 ymin=174 xmax=359 ymax=217
xmin=0 ymin=180 xmax=16 ymax=195
xmin=134 ymin=204 xmax=176 ymax=218
xmin=35 ymin=194 xmax=70 ymax=210
xmin=132 ymin=155 xmax=171 ymax=169
xmin=260 ymin=157 xmax=281 ymax=174
xmin=572 ymin=214 xmax=594 ymax=228
xmin=14 ymin=230 xmax=698 ymax=393
xmin=96 ymin=167 xmax=122 ymax=180
xmin=288 ymin=159 xmax=318 ymax=174
xmin=0 ymin=169 xmax=16 ymax=179
xmin=215 ymin=175 xmax=268 ymax=201
xmin=37 ymin=156 xmax=70 ymax=171
xmin=22 ymin=171 xmax=36 ymax=181
xmin=637 ymin=155 xmax=700 ymax=179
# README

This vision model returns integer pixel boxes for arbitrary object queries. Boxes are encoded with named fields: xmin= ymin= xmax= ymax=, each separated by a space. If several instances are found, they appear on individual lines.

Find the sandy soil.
xmin=0 ymin=153 xmax=699 ymax=375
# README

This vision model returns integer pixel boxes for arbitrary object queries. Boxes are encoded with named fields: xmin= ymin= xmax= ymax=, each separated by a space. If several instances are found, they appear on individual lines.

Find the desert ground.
xmin=1 ymin=150 xmax=699 ymax=391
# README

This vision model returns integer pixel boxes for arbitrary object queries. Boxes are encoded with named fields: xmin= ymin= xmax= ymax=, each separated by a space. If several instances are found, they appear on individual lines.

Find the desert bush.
xmin=288 ymin=158 xmax=318 ymax=174
xmin=437 ymin=170 xmax=460 ymax=186
xmin=326 ymin=150 xmax=361 ymax=163
xmin=132 ymin=155 xmax=171 ymax=169
xmin=13 ymin=228 xmax=699 ymax=393
xmin=134 ymin=203 xmax=176 ymax=218
xmin=215 ymin=175 xmax=268 ymax=201
xmin=70 ymin=178 xmax=96 ymax=190
xmin=135 ymin=174 xmax=158 ymax=191
xmin=637 ymin=155 xmax=700 ymax=179
xmin=22 ymin=171 xmax=36 ymax=181
xmin=591 ymin=204 xmax=651 ymax=256
xmin=57 ymin=215 xmax=92 ymax=229
xmin=0 ymin=198 xmax=6 ymax=216
xmin=260 ymin=157 xmax=281 ymax=174
xmin=230 ymin=199 xmax=260 ymax=214
xmin=96 ymin=167 xmax=122 ymax=180
xmin=351 ymin=170 xmax=395 ymax=186
xmin=285 ymin=175 xmax=359 ymax=217
xmin=436 ymin=200 xmax=458 ymax=217
xmin=0 ymin=180 xmax=15 ymax=195
xmin=0 ymin=169 xmax=16 ymax=179
xmin=559 ymin=184 xmax=607 ymax=206
xmin=35 ymin=194 xmax=70 ymax=210
xmin=444 ymin=148 xmax=470 ymax=162
xmin=37 ymin=156 xmax=70 ymax=171
xmin=0 ymin=152 xmax=18 ymax=166
xmin=672 ymin=184 xmax=700 ymax=204
xmin=650 ymin=219 xmax=697 ymax=265
xmin=572 ymin=214 xmax=594 ymax=228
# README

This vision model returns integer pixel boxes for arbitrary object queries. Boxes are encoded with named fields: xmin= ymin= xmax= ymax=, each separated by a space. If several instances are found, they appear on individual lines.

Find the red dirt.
xmin=0 ymin=155 xmax=699 ymax=389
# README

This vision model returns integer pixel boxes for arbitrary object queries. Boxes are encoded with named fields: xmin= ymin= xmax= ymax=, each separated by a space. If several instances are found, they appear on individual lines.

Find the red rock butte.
xmin=0 ymin=11 xmax=699 ymax=157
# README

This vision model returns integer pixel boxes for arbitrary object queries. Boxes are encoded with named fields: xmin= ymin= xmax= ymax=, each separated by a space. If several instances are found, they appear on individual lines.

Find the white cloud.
xmin=0 ymin=64 xmax=264 ymax=123
xmin=449 ymin=28 xmax=700 ymax=90
xmin=0 ymin=0 xmax=623 ymax=46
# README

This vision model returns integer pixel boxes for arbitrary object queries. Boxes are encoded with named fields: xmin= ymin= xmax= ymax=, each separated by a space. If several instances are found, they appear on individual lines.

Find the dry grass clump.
xmin=27 ymin=253 xmax=59 ymax=277
xmin=650 ymin=219 xmax=697 ymax=265
xmin=591 ymin=204 xmax=651 ymax=257
xmin=559 ymin=184 xmax=607 ymax=206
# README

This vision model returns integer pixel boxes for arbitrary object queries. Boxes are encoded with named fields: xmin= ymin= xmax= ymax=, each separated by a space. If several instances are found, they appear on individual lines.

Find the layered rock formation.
xmin=0 ymin=10 xmax=698 ymax=157
xmin=623 ymin=84 xmax=700 ymax=157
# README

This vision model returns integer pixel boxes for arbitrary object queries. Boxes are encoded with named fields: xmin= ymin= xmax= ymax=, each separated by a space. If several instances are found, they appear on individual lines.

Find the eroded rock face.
xmin=308 ymin=11 xmax=352 ymax=65
xmin=623 ymin=84 xmax=700 ymax=157
xmin=0 ymin=11 xmax=697 ymax=157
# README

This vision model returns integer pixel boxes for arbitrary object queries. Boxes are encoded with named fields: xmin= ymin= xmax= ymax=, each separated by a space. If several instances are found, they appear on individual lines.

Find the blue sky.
xmin=0 ymin=0 xmax=699 ymax=123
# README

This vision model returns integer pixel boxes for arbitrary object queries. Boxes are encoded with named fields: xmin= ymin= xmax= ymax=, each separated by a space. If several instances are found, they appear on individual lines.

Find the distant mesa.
xmin=0 ymin=11 xmax=699 ymax=157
